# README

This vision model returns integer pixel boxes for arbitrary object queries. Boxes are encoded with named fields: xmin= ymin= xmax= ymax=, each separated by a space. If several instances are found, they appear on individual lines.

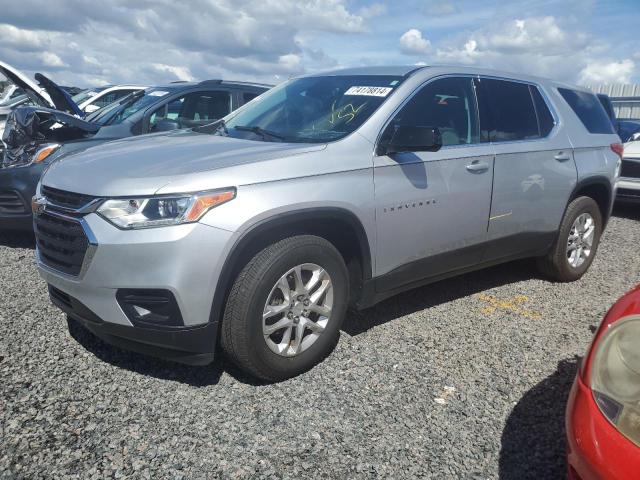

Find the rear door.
xmin=475 ymin=78 xmax=576 ymax=260
xmin=373 ymin=76 xmax=494 ymax=289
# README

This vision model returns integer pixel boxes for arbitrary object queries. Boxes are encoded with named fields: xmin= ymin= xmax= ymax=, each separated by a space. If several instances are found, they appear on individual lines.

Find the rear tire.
xmin=221 ymin=235 xmax=349 ymax=382
xmin=537 ymin=196 xmax=602 ymax=282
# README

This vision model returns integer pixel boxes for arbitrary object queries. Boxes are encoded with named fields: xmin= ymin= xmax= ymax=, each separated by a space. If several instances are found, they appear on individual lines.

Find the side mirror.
xmin=84 ymin=104 xmax=100 ymax=113
xmin=153 ymin=119 xmax=180 ymax=132
xmin=380 ymin=125 xmax=442 ymax=155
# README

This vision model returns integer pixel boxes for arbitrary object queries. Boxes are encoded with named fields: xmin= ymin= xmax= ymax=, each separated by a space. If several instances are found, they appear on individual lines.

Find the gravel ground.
xmin=1 ymin=206 xmax=639 ymax=480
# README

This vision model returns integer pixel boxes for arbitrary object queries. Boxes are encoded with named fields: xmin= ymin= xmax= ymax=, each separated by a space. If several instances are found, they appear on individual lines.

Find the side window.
xmin=149 ymin=91 xmax=231 ymax=130
xmin=382 ymin=77 xmax=480 ymax=146
xmin=530 ymin=86 xmax=555 ymax=137
xmin=477 ymin=79 xmax=539 ymax=142
xmin=558 ymin=88 xmax=616 ymax=134
xmin=90 ymin=89 xmax=136 ymax=109
xmin=242 ymin=92 xmax=260 ymax=104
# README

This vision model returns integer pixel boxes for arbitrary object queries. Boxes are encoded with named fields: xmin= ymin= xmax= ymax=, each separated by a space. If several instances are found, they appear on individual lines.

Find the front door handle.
xmin=554 ymin=152 xmax=571 ymax=162
xmin=466 ymin=161 xmax=489 ymax=173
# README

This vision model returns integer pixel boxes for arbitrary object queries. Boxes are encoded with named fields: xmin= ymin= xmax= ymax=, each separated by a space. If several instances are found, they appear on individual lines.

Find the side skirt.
xmin=356 ymin=232 xmax=555 ymax=310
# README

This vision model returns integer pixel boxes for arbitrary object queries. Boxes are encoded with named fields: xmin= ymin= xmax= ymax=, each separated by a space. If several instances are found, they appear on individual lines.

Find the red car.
xmin=566 ymin=285 xmax=640 ymax=479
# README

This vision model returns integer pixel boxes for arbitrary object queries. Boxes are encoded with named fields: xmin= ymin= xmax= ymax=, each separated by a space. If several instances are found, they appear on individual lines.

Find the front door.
xmin=373 ymin=76 xmax=495 ymax=292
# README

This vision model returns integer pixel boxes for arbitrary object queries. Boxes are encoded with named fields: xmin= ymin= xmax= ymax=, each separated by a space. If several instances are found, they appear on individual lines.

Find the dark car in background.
xmin=597 ymin=93 xmax=640 ymax=143
xmin=0 ymin=79 xmax=270 ymax=231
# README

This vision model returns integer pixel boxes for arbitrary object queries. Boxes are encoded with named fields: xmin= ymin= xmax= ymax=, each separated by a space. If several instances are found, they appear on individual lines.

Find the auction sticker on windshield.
xmin=344 ymin=86 xmax=393 ymax=97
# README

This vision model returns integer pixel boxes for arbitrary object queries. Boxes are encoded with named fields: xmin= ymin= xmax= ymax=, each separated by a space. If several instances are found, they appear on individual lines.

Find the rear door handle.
xmin=466 ymin=161 xmax=489 ymax=173
xmin=554 ymin=152 xmax=571 ymax=162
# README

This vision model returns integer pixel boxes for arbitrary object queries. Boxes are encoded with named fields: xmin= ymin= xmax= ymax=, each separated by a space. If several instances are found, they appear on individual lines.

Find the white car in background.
xmin=618 ymin=139 xmax=640 ymax=203
xmin=72 ymin=84 xmax=147 ymax=113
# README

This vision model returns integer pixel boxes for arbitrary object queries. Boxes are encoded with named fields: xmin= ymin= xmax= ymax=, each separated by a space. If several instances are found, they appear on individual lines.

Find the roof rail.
xmin=197 ymin=79 xmax=223 ymax=85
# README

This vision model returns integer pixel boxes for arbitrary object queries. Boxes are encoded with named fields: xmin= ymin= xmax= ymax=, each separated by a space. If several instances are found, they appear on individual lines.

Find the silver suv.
xmin=35 ymin=66 xmax=622 ymax=381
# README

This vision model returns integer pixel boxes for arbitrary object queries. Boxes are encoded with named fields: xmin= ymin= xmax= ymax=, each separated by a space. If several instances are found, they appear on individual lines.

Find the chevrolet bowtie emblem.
xmin=31 ymin=196 xmax=47 ymax=215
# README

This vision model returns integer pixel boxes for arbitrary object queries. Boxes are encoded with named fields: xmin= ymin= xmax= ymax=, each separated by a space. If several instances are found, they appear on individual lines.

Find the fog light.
xmin=116 ymin=289 xmax=183 ymax=328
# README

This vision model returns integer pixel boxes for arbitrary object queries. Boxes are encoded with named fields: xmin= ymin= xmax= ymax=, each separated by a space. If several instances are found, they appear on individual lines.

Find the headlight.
xmin=33 ymin=144 xmax=61 ymax=164
xmin=96 ymin=188 xmax=236 ymax=229
xmin=591 ymin=314 xmax=640 ymax=446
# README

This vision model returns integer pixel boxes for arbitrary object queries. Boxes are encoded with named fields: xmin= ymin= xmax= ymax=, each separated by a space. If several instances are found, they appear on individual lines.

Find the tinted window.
xmin=477 ymin=79 xmax=539 ymax=142
xmin=91 ymin=89 xmax=137 ymax=109
xmin=558 ymin=88 xmax=615 ymax=134
xmin=382 ymin=77 xmax=479 ymax=146
xmin=149 ymin=91 xmax=231 ymax=130
xmin=530 ymin=86 xmax=555 ymax=137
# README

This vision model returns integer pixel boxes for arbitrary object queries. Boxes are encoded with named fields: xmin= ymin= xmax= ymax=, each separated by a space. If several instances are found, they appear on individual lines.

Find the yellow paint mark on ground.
xmin=477 ymin=293 xmax=542 ymax=320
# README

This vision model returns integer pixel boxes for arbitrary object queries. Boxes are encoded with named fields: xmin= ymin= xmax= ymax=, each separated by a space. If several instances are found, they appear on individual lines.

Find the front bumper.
xmin=38 ymin=212 xmax=234 ymax=364
xmin=566 ymin=374 xmax=640 ymax=480
xmin=0 ymin=162 xmax=46 ymax=231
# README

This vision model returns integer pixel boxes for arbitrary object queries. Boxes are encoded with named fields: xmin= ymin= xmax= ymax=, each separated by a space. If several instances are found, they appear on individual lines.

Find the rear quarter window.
xmin=558 ymin=88 xmax=615 ymax=134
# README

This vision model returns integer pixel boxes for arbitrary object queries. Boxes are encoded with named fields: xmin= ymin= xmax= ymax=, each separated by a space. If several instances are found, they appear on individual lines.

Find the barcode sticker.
xmin=344 ymin=86 xmax=393 ymax=97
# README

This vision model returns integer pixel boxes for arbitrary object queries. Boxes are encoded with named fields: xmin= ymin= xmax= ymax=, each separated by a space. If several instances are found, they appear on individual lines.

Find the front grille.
xmin=0 ymin=190 xmax=26 ymax=214
xmin=42 ymin=185 xmax=96 ymax=210
xmin=621 ymin=159 xmax=640 ymax=179
xmin=34 ymin=212 xmax=89 ymax=276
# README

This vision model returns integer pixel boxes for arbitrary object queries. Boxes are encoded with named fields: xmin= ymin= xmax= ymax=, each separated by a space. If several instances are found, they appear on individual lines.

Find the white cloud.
xmin=0 ymin=23 xmax=50 ymax=50
xmin=579 ymin=59 xmax=635 ymax=85
xmin=278 ymin=53 xmax=303 ymax=74
xmin=151 ymin=64 xmax=194 ymax=82
xmin=38 ymin=51 xmax=66 ymax=68
xmin=400 ymin=29 xmax=431 ymax=55
xmin=434 ymin=15 xmax=637 ymax=85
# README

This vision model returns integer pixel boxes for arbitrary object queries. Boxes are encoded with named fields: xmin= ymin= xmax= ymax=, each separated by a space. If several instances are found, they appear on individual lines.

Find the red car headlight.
xmin=590 ymin=314 xmax=640 ymax=446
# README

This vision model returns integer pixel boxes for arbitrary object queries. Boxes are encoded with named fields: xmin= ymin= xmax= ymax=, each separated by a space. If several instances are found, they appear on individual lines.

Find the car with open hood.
xmin=0 ymin=60 xmax=83 ymax=148
xmin=33 ymin=66 xmax=621 ymax=381
xmin=0 ymin=79 xmax=270 ymax=230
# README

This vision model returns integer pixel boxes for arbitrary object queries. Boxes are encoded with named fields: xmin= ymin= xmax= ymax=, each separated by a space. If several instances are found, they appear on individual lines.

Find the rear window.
xmin=477 ymin=79 xmax=540 ymax=142
xmin=558 ymin=88 xmax=615 ymax=134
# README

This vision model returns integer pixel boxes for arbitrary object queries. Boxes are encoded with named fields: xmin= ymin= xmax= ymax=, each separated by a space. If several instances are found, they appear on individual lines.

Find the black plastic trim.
xmin=49 ymin=284 xmax=216 ymax=365
xmin=357 ymin=232 xmax=554 ymax=309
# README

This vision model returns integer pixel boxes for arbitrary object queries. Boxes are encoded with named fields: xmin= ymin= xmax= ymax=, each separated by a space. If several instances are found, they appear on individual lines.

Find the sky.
xmin=0 ymin=0 xmax=638 ymax=88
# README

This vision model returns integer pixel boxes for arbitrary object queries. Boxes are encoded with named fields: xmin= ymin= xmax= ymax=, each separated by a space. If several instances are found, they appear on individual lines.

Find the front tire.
xmin=221 ymin=235 xmax=349 ymax=382
xmin=537 ymin=196 xmax=602 ymax=282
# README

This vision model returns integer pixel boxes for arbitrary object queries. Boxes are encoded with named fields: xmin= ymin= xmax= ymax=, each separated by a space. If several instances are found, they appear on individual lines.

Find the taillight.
xmin=610 ymin=143 xmax=624 ymax=160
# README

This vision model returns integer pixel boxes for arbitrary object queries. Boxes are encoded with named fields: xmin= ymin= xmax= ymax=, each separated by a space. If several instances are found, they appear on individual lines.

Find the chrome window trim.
xmin=374 ymin=73 xmax=562 ymax=155
xmin=375 ymin=73 xmax=484 ymax=155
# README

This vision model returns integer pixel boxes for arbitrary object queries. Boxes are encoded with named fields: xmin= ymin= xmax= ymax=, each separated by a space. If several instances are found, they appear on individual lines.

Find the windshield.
xmin=87 ymin=88 xmax=173 ymax=125
xmin=223 ymin=75 xmax=404 ymax=143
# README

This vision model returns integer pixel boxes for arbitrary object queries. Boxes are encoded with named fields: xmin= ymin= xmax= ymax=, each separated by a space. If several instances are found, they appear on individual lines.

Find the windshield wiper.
xmin=233 ymin=125 xmax=286 ymax=141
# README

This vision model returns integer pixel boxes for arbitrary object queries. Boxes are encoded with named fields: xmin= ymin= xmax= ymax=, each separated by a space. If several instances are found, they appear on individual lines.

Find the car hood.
xmin=0 ymin=60 xmax=53 ymax=109
xmin=42 ymin=130 xmax=326 ymax=196
xmin=34 ymin=73 xmax=83 ymax=116
xmin=624 ymin=140 xmax=640 ymax=157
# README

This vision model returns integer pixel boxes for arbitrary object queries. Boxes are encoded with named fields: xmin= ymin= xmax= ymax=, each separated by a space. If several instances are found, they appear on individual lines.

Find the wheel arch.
xmin=209 ymin=207 xmax=373 ymax=326
xmin=569 ymin=176 xmax=613 ymax=227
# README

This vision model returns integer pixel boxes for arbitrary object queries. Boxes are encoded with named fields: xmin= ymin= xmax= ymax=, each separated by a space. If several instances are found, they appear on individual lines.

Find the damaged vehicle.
xmin=0 ymin=60 xmax=83 ymax=149
xmin=0 ymin=79 xmax=270 ymax=231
